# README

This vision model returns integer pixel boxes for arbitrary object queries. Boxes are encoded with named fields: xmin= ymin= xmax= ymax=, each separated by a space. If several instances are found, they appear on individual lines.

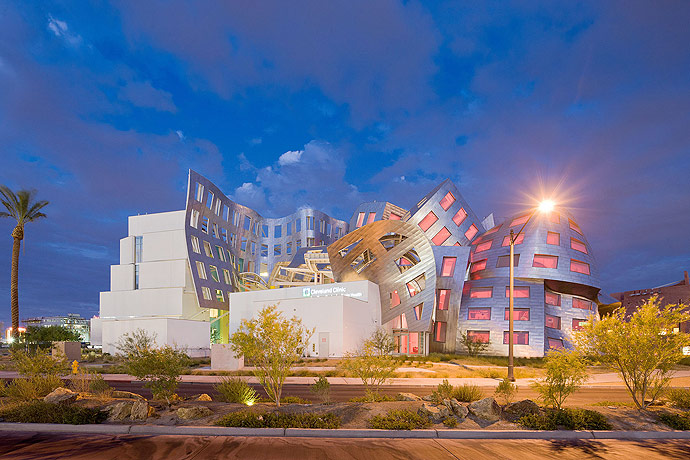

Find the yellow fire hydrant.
xmin=72 ymin=360 xmax=79 ymax=375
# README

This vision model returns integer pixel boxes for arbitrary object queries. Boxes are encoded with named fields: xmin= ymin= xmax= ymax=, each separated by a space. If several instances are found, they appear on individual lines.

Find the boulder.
xmin=130 ymin=400 xmax=151 ymax=421
xmin=44 ymin=387 xmax=78 ymax=405
xmin=468 ymin=397 xmax=501 ymax=422
xmin=418 ymin=403 xmax=450 ymax=423
xmin=421 ymin=394 xmax=434 ymax=402
xmin=196 ymin=394 xmax=213 ymax=402
xmin=398 ymin=392 xmax=421 ymax=401
xmin=107 ymin=401 xmax=134 ymax=421
xmin=449 ymin=398 xmax=468 ymax=419
xmin=177 ymin=406 xmax=213 ymax=420
xmin=502 ymin=399 xmax=540 ymax=422
xmin=112 ymin=390 xmax=145 ymax=400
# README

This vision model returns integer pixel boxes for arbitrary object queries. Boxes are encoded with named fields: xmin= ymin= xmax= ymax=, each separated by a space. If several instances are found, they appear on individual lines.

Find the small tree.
xmin=531 ymin=348 xmax=587 ymax=410
xmin=460 ymin=331 xmax=490 ymax=357
xmin=229 ymin=305 xmax=314 ymax=407
xmin=24 ymin=325 xmax=82 ymax=349
xmin=340 ymin=332 xmax=398 ymax=397
xmin=494 ymin=377 xmax=518 ymax=405
xmin=7 ymin=349 xmax=67 ymax=400
xmin=310 ymin=375 xmax=331 ymax=404
xmin=574 ymin=296 xmax=690 ymax=410
xmin=368 ymin=327 xmax=396 ymax=356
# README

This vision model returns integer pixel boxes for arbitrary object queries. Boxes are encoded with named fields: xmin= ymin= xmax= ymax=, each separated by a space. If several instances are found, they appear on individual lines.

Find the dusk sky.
xmin=0 ymin=1 xmax=688 ymax=325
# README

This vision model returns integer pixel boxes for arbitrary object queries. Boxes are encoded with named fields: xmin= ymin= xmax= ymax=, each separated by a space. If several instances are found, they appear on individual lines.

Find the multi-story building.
xmin=23 ymin=314 xmax=90 ymax=342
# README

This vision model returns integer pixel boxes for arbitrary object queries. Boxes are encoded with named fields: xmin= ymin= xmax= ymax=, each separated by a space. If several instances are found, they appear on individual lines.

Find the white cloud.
xmin=175 ymin=130 xmax=185 ymax=140
xmin=232 ymin=182 xmax=266 ymax=210
xmin=47 ymin=16 xmax=83 ymax=47
xmin=278 ymin=150 xmax=303 ymax=165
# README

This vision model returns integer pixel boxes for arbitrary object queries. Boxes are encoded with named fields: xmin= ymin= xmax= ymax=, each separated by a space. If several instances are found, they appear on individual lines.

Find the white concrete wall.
xmin=100 ymin=317 xmax=209 ymax=357
xmin=128 ymin=210 xmax=185 ymax=236
xmin=111 ymin=264 xmax=134 ymax=291
xmin=90 ymin=316 xmax=102 ymax=346
xmin=120 ymin=236 xmax=134 ymax=265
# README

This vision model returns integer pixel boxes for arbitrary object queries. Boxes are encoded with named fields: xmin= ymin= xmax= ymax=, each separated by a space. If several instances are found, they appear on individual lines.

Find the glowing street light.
xmin=507 ymin=200 xmax=556 ymax=381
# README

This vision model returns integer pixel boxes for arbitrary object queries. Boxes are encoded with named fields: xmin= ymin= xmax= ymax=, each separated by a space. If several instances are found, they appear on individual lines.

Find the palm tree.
xmin=0 ymin=187 xmax=49 ymax=339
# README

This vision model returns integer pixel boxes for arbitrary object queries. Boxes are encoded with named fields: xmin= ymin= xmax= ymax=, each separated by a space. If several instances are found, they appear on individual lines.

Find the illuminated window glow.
xmin=572 ymin=318 xmax=587 ymax=330
xmin=439 ymin=192 xmax=456 ymax=211
xmin=547 ymin=232 xmax=560 ymax=245
xmin=547 ymin=338 xmax=564 ymax=349
xmin=356 ymin=212 xmax=365 ymax=228
xmin=546 ymin=315 xmax=561 ymax=329
xmin=503 ymin=331 xmax=529 ymax=345
xmin=467 ymin=330 xmax=490 ymax=343
xmin=470 ymin=259 xmax=487 ymax=273
xmin=510 ymin=214 xmax=529 ymax=227
xmin=464 ymin=224 xmax=479 ymax=241
xmin=389 ymin=213 xmax=401 ymax=220
xmin=419 ymin=211 xmax=438 ymax=231
xmin=432 ymin=227 xmax=452 ymax=245
xmin=505 ymin=286 xmax=530 ymax=298
xmin=366 ymin=212 xmax=377 ymax=225
xmin=570 ymin=259 xmax=590 ymax=275
xmin=414 ymin=304 xmax=423 ymax=320
xmin=435 ymin=321 xmax=447 ymax=342
xmin=475 ymin=240 xmax=493 ymax=253
xmin=504 ymin=308 xmax=530 ymax=321
xmin=502 ymin=233 xmax=524 ymax=246
xmin=468 ymin=308 xmax=491 ymax=320
xmin=545 ymin=291 xmax=561 ymax=306
xmin=390 ymin=290 xmax=401 ymax=308
xmin=452 ymin=208 xmax=468 ymax=226
xmin=572 ymin=298 xmax=592 ymax=310
xmin=437 ymin=289 xmax=450 ymax=310
xmin=569 ymin=219 xmax=583 ymax=235
xmin=533 ymin=254 xmax=558 ymax=269
xmin=470 ymin=287 xmax=493 ymax=298
xmin=441 ymin=257 xmax=457 ymax=276
xmin=406 ymin=273 xmax=426 ymax=297
xmin=571 ymin=238 xmax=588 ymax=254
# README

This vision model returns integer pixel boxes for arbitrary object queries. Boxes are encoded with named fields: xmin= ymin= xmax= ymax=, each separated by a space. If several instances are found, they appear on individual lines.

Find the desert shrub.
xmin=310 ymin=376 xmax=331 ymax=404
xmin=518 ymin=408 xmax=612 ymax=430
xmin=88 ymin=374 xmax=112 ymax=396
xmin=69 ymin=367 xmax=97 ymax=394
xmin=494 ymin=378 xmax=518 ymax=405
xmin=341 ymin=337 xmax=397 ymax=396
xmin=460 ymin=331 xmax=490 ymax=357
xmin=454 ymin=383 xmax=483 ymax=402
xmin=0 ymin=380 xmax=7 ymax=397
xmin=215 ymin=411 xmax=340 ymax=428
xmin=367 ymin=409 xmax=432 ymax=430
xmin=659 ymin=412 xmax=690 ymax=430
xmin=430 ymin=379 xmax=455 ymax=403
xmin=443 ymin=417 xmax=458 ymax=428
xmin=5 ymin=375 xmax=63 ymax=400
xmin=280 ymin=396 xmax=309 ymax=404
xmin=531 ymin=349 xmax=587 ymax=410
xmin=214 ymin=377 xmax=258 ymax=405
xmin=667 ymin=388 xmax=690 ymax=410
xmin=0 ymin=401 xmax=107 ymax=424
xmin=349 ymin=392 xmax=402 ymax=402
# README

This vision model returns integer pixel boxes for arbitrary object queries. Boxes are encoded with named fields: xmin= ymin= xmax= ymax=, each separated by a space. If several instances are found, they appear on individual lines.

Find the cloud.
xmin=47 ymin=15 xmax=82 ymax=47
xmin=175 ymin=130 xmax=185 ymax=140
xmin=119 ymin=81 xmax=177 ymax=112
xmin=277 ymin=150 xmax=303 ymax=165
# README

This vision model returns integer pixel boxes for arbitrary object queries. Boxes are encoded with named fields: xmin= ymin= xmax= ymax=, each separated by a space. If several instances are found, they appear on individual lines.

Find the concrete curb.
xmin=1 ymin=423 xmax=690 ymax=439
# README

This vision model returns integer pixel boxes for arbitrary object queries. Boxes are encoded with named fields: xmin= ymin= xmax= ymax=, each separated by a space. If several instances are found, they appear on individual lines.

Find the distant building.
xmin=23 ymin=313 xmax=90 ymax=342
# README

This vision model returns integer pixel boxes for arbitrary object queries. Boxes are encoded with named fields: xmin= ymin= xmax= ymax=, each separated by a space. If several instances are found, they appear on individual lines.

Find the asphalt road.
xmin=1 ymin=432 xmax=689 ymax=459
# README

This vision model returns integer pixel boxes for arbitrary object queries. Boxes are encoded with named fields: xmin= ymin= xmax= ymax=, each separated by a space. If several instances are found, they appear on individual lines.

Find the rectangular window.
xmin=432 ymin=227 xmax=452 ymax=245
xmin=390 ymin=290 xmax=401 ymax=308
xmin=203 ymin=241 xmax=213 ymax=258
xmin=550 ymin=212 xmax=560 ymax=224
xmin=389 ymin=213 xmax=401 ymax=221
xmin=435 ymin=321 xmax=447 ymax=342
xmin=572 ymin=298 xmax=592 ymax=310
xmin=545 ymin=315 xmax=561 ymax=329
xmin=366 ymin=212 xmax=376 ymax=225
xmin=419 ymin=211 xmax=438 ymax=231
xmin=223 ymin=205 xmax=230 ymax=221
xmin=510 ymin=214 xmax=529 ymax=227
xmin=452 ymin=208 xmax=467 ymax=226
xmin=545 ymin=291 xmax=561 ymax=306
xmin=196 ymin=261 xmax=207 ymax=279
xmin=195 ymin=183 xmax=204 ymax=202
xmin=296 ymin=219 xmax=302 ymax=232
xmin=439 ymin=191 xmax=456 ymax=211
xmin=467 ymin=330 xmax=490 ymax=343
xmin=134 ymin=265 xmax=140 ymax=290
xmin=232 ymin=210 xmax=240 ymax=227
xmin=505 ymin=286 xmax=530 ymax=298
xmin=503 ymin=331 xmax=529 ymax=345
xmin=190 ymin=236 xmax=201 ymax=254
xmin=215 ymin=289 xmax=224 ymax=302
xmin=470 ymin=287 xmax=493 ymax=298
xmin=307 ymin=216 xmax=314 ymax=230
xmin=206 ymin=191 xmax=214 ymax=209
xmin=502 ymin=233 xmax=524 ymax=246
xmin=393 ymin=313 xmax=408 ymax=330
xmin=441 ymin=257 xmax=457 ymax=276
xmin=320 ymin=219 xmax=326 ymax=233
xmin=212 ymin=223 xmax=219 ymax=239
xmin=306 ymin=237 xmax=315 ymax=246
xmin=287 ymin=222 xmax=292 ymax=236
xmin=261 ymin=244 xmax=268 ymax=257
xmin=496 ymin=254 xmax=520 ymax=268
xmin=274 ymin=225 xmax=282 ymax=238
xmin=547 ymin=232 xmax=560 ymax=245
xmin=504 ymin=308 xmax=530 ymax=321
xmin=470 ymin=259 xmax=487 ymax=273
xmin=437 ymin=289 xmax=450 ymax=310
xmin=295 ymin=239 xmax=302 ymax=249
xmin=475 ymin=240 xmax=493 ymax=253
xmin=533 ymin=254 xmax=558 ymax=268
xmin=286 ymin=242 xmax=292 ymax=255
xmin=260 ymin=263 xmax=268 ymax=277
xmin=223 ymin=269 xmax=231 ymax=285
xmin=240 ymin=237 xmax=247 ymax=252
xmin=201 ymin=216 xmax=209 ymax=234
xmin=570 ymin=259 xmax=590 ymax=275
xmin=468 ymin=308 xmax=491 ymax=320
xmin=201 ymin=287 xmax=212 ymax=301
xmin=572 ymin=318 xmax=587 ymax=330
xmin=274 ymin=244 xmax=282 ymax=256
xmin=190 ymin=209 xmax=200 ymax=228
xmin=229 ymin=233 xmax=236 ymax=248
xmin=406 ymin=273 xmax=426 ymax=297
xmin=547 ymin=338 xmax=564 ymax=349
xmin=464 ymin=224 xmax=479 ymax=241
xmin=413 ymin=304 xmax=423 ymax=321
xmin=356 ymin=212 xmax=365 ymax=228
xmin=569 ymin=219 xmax=583 ymax=235
xmin=135 ymin=236 xmax=143 ymax=263
xmin=216 ymin=245 xmax=226 ymax=261
xmin=251 ymin=241 xmax=256 ymax=255
xmin=261 ymin=225 xmax=268 ymax=238
xmin=214 ymin=200 xmax=222 ymax=216
xmin=221 ymin=228 xmax=228 ymax=243
xmin=243 ymin=216 xmax=251 ymax=231
xmin=209 ymin=265 xmax=220 ymax=283
xmin=570 ymin=238 xmax=588 ymax=254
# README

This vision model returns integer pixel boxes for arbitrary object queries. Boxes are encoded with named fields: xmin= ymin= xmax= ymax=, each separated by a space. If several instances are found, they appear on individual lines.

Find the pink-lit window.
xmin=432 ymin=227 xmax=451 ymax=245
xmin=413 ymin=304 xmax=423 ymax=320
xmin=439 ymin=192 xmax=456 ymax=211
xmin=468 ymin=308 xmax=491 ymax=320
xmin=390 ymin=290 xmax=401 ymax=308
xmin=366 ymin=212 xmax=376 ymax=225
xmin=547 ymin=232 xmax=560 ymax=245
xmin=389 ymin=213 xmax=401 ymax=221
xmin=550 ymin=212 xmax=560 ymax=224
xmin=475 ymin=240 xmax=493 ymax=253
xmin=571 ymin=238 xmax=588 ymax=254
xmin=485 ymin=226 xmax=500 ymax=235
xmin=572 ymin=318 xmax=587 ymax=330
xmin=356 ymin=212 xmax=365 ymax=228
xmin=503 ymin=331 xmax=529 ymax=345
xmin=510 ymin=214 xmax=530 ymax=227
xmin=452 ymin=208 xmax=467 ymax=226
xmin=435 ymin=321 xmax=447 ymax=342
xmin=569 ymin=219 xmax=583 ymax=235
xmin=545 ymin=291 xmax=561 ymax=306
xmin=570 ymin=259 xmax=590 ymax=275
xmin=467 ymin=330 xmax=490 ymax=343
xmin=545 ymin=315 xmax=561 ymax=329
xmin=504 ymin=308 xmax=530 ymax=321
xmin=470 ymin=287 xmax=493 ymax=298
xmin=502 ymin=233 xmax=524 ymax=246
xmin=465 ymin=224 xmax=479 ymax=241
xmin=419 ymin=211 xmax=438 ymax=231
xmin=470 ymin=259 xmax=487 ymax=273
xmin=533 ymin=254 xmax=558 ymax=269
xmin=406 ymin=274 xmax=425 ymax=297
xmin=437 ymin=289 xmax=450 ymax=310
xmin=547 ymin=338 xmax=564 ymax=349
xmin=505 ymin=286 xmax=530 ymax=298
xmin=393 ymin=314 xmax=408 ymax=329
xmin=441 ymin=257 xmax=457 ymax=276
xmin=572 ymin=298 xmax=592 ymax=310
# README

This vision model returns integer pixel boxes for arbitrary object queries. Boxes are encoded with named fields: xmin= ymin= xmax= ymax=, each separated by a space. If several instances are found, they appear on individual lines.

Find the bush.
xmin=518 ymin=408 xmax=612 ymax=430
xmin=215 ymin=411 xmax=341 ymax=429
xmin=341 ymin=338 xmax=397 ymax=396
xmin=659 ymin=412 xmax=690 ymax=430
xmin=0 ymin=401 xmax=107 ymax=424
xmin=310 ymin=376 xmax=331 ymax=404
xmin=367 ymin=409 xmax=432 ymax=430
xmin=280 ymin=396 xmax=309 ymax=404
xmin=215 ymin=377 xmax=258 ymax=405
xmin=88 ymin=374 xmax=112 ymax=396
xmin=531 ymin=349 xmax=587 ymax=410
xmin=454 ymin=383 xmax=484 ymax=402
xmin=349 ymin=392 xmax=402 ymax=403
xmin=6 ymin=375 xmax=64 ymax=401
xmin=443 ymin=417 xmax=458 ymax=428
xmin=494 ymin=378 xmax=518 ymax=405
xmin=667 ymin=388 xmax=690 ymax=410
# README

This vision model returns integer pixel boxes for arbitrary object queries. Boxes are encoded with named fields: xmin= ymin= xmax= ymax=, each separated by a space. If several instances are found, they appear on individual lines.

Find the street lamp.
xmin=507 ymin=199 xmax=555 ymax=381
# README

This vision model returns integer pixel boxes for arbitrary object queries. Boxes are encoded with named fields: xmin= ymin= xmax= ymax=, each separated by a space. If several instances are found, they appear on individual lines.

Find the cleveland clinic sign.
xmin=301 ymin=285 xmax=364 ymax=299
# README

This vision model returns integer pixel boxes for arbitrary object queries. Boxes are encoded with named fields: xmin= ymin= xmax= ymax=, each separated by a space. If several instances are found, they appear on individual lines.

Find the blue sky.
xmin=0 ymin=1 xmax=689 ymax=325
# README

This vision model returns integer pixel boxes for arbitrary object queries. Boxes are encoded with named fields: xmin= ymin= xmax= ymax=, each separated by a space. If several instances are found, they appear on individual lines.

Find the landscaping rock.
xmin=130 ymin=400 xmax=152 ymax=421
xmin=421 ymin=394 xmax=434 ymax=401
xmin=107 ymin=401 xmax=134 ymax=421
xmin=449 ymin=398 xmax=468 ymax=419
xmin=44 ymin=387 xmax=78 ymax=405
xmin=418 ymin=402 xmax=450 ymax=423
xmin=196 ymin=394 xmax=213 ymax=402
xmin=468 ymin=397 xmax=501 ymax=422
xmin=177 ymin=406 xmax=213 ymax=420
xmin=398 ymin=392 xmax=421 ymax=401
xmin=502 ymin=399 xmax=540 ymax=422
xmin=112 ymin=390 xmax=145 ymax=400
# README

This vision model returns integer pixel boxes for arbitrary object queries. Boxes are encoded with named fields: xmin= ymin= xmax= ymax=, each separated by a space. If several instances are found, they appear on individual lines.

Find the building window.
xmin=550 ymin=212 xmax=560 ymax=224
xmin=393 ymin=314 xmax=408 ymax=330
xmin=547 ymin=338 xmax=564 ymax=349
xmin=286 ymin=242 xmax=292 ymax=255
xmin=414 ymin=304 xmax=423 ymax=320
xmin=201 ymin=216 xmax=209 ymax=234
xmin=243 ymin=216 xmax=251 ymax=231
xmin=196 ymin=261 xmax=207 ymax=279
xmin=437 ymin=289 xmax=450 ymax=310
xmin=546 ymin=315 xmax=561 ymax=329
xmin=502 ymin=233 xmax=524 ymax=246
xmin=390 ymin=290 xmax=401 ymax=308
xmin=572 ymin=318 xmax=587 ymax=330
xmin=366 ymin=212 xmax=376 ymax=225
xmin=216 ymin=246 xmax=226 ymax=261
xmin=134 ymin=265 xmax=140 ymax=290
xmin=223 ymin=269 xmax=231 ymax=285
xmin=533 ymin=254 xmax=558 ymax=269
xmin=261 ymin=244 xmax=268 ymax=257
xmin=215 ymin=289 xmax=224 ymax=302
xmin=432 ymin=227 xmax=451 ymax=245
xmin=406 ymin=273 xmax=426 ymax=297
xmin=569 ymin=219 xmax=583 ymax=235
xmin=570 ymin=259 xmax=590 ymax=275
xmin=274 ymin=225 xmax=282 ymax=238
xmin=203 ymin=241 xmax=213 ymax=258
xmin=214 ymin=200 xmax=222 ymax=216
xmin=274 ymin=244 xmax=281 ymax=256
xmin=229 ymin=233 xmax=236 ymax=248
xmin=435 ymin=321 xmax=447 ymax=342
xmin=470 ymin=259 xmax=487 ymax=273
xmin=441 ymin=257 xmax=457 ymax=277
xmin=295 ymin=239 xmax=302 ymax=249
xmin=439 ymin=191 xmax=456 ymax=211
xmin=307 ymin=216 xmax=314 ymax=230
xmin=209 ymin=265 xmax=220 ymax=283
xmin=206 ymin=191 xmax=214 ymax=209
xmin=251 ymin=241 xmax=256 ymax=255
xmin=571 ymin=238 xmax=588 ymax=254
xmin=572 ymin=298 xmax=592 ymax=310
xmin=418 ymin=211 xmax=438 ymax=231
xmin=452 ymin=208 xmax=468 ymax=226
xmin=496 ymin=254 xmax=520 ymax=268
xmin=287 ymin=222 xmax=292 ymax=236
xmin=503 ymin=331 xmax=529 ymax=345
xmin=307 ymin=237 xmax=315 ymax=246
xmin=545 ymin=291 xmax=561 ymax=306
xmin=195 ymin=183 xmax=204 ymax=202
xmin=467 ymin=330 xmax=490 ymax=343
xmin=296 ymin=218 xmax=302 ymax=232
xmin=241 ymin=237 xmax=247 ymax=252
xmin=470 ymin=287 xmax=493 ymax=298
xmin=190 ymin=236 xmax=201 ymax=254
xmin=221 ymin=228 xmax=228 ymax=243
xmin=510 ymin=214 xmax=529 ymax=227
xmin=389 ymin=213 xmax=402 ymax=220
xmin=468 ymin=308 xmax=491 ymax=320
xmin=135 ymin=236 xmax=143 ymax=263
xmin=190 ymin=210 xmax=200 ymax=228
xmin=201 ymin=287 xmax=212 ymax=300
xmin=505 ymin=286 xmax=530 ymax=298
xmin=261 ymin=225 xmax=268 ymax=238
xmin=212 ymin=223 xmax=219 ymax=239
xmin=464 ymin=224 xmax=479 ymax=241
xmin=547 ymin=232 xmax=560 ymax=245
xmin=504 ymin=308 xmax=530 ymax=321
xmin=355 ymin=212 xmax=365 ymax=228
xmin=223 ymin=205 xmax=230 ymax=221
xmin=475 ymin=240 xmax=493 ymax=253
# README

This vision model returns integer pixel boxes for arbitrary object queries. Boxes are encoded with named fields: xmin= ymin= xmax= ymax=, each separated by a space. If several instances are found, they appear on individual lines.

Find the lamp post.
xmin=507 ymin=199 xmax=555 ymax=382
